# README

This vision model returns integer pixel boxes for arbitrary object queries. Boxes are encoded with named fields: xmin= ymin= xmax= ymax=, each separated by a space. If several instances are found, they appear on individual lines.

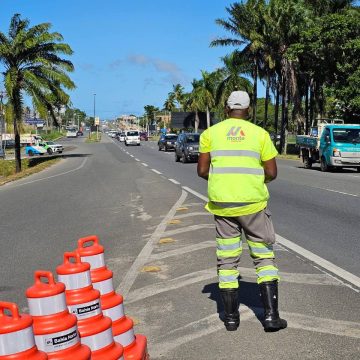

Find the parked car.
xmin=158 ymin=134 xmax=178 ymax=151
xmin=174 ymin=133 xmax=200 ymax=163
xmin=38 ymin=140 xmax=63 ymax=154
xmin=77 ymin=130 xmax=83 ymax=136
xmin=125 ymin=130 xmax=140 ymax=146
xmin=140 ymin=132 xmax=148 ymax=141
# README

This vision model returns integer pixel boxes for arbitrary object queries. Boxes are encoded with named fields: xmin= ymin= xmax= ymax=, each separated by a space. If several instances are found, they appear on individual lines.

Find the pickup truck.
xmin=37 ymin=140 xmax=63 ymax=155
xmin=296 ymin=120 xmax=360 ymax=172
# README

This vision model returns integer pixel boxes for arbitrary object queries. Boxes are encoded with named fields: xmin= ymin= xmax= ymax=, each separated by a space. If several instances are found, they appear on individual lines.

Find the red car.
xmin=140 ymin=132 xmax=148 ymax=141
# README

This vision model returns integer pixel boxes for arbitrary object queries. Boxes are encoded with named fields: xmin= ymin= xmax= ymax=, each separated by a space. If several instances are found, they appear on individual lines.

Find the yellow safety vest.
xmin=201 ymin=118 xmax=275 ymax=216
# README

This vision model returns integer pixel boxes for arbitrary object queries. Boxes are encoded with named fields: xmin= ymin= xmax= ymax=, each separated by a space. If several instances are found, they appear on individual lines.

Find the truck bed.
xmin=296 ymin=135 xmax=319 ymax=148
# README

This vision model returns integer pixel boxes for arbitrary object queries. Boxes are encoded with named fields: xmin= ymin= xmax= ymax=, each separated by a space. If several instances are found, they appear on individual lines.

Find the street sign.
xmin=95 ymin=117 xmax=100 ymax=125
xmin=25 ymin=117 xmax=45 ymax=125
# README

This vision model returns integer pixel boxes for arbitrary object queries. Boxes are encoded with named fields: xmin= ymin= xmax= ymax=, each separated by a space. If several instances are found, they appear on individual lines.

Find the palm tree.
xmin=185 ymin=79 xmax=203 ymax=133
xmin=163 ymin=92 xmax=176 ymax=112
xmin=0 ymin=14 xmax=75 ymax=172
xmin=215 ymin=51 xmax=253 ymax=109
xmin=172 ymin=84 xmax=185 ymax=111
xmin=197 ymin=70 xmax=220 ymax=129
xmin=211 ymin=0 xmax=267 ymax=124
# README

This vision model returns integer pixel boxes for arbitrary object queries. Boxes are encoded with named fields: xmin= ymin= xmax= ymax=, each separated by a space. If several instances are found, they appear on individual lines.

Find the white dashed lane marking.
xmin=151 ymin=169 xmax=162 ymax=174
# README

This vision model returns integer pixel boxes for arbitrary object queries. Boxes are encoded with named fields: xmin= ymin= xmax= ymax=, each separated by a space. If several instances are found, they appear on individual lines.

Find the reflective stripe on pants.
xmin=215 ymin=209 xmax=280 ymax=288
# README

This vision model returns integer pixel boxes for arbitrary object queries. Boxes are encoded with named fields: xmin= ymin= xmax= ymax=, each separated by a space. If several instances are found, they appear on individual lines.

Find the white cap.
xmin=227 ymin=91 xmax=250 ymax=109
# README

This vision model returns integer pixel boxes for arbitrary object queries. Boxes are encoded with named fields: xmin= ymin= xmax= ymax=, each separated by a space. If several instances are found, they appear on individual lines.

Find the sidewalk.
xmin=109 ymin=189 xmax=360 ymax=360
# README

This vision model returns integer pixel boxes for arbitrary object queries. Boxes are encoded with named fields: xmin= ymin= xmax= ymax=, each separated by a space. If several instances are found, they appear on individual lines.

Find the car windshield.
xmin=46 ymin=141 xmax=54 ymax=145
xmin=127 ymin=131 xmax=139 ymax=136
xmin=332 ymin=128 xmax=360 ymax=143
xmin=186 ymin=134 xmax=200 ymax=143
xmin=165 ymin=135 xmax=177 ymax=140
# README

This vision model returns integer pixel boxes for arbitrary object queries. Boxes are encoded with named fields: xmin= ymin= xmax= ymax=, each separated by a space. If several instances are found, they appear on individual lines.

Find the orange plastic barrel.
xmin=0 ymin=301 xmax=47 ymax=360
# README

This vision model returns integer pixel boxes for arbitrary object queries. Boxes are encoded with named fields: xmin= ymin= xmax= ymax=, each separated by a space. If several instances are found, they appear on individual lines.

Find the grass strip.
xmin=0 ymin=157 xmax=60 ymax=186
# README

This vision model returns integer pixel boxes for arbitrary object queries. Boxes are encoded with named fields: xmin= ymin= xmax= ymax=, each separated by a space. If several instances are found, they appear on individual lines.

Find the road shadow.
xmin=202 ymin=280 xmax=263 ymax=324
xmin=27 ymin=153 xmax=91 ymax=167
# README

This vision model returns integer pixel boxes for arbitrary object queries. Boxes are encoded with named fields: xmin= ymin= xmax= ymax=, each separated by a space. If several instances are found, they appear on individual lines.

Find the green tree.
xmin=215 ymin=51 xmax=253 ymax=108
xmin=0 ymin=14 xmax=75 ymax=172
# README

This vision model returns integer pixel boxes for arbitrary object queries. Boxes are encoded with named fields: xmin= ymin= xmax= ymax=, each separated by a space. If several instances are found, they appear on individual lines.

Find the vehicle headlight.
xmin=188 ymin=146 xmax=194 ymax=151
xmin=167 ymin=141 xmax=172 ymax=144
xmin=333 ymin=148 xmax=341 ymax=157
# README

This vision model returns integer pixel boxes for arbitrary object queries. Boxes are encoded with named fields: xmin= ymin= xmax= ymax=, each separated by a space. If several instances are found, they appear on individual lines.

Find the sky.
xmin=0 ymin=0 xmax=247 ymax=120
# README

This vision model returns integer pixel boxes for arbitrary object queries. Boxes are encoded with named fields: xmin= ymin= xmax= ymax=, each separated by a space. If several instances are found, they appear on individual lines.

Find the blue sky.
xmin=1 ymin=0 xmax=243 ymax=120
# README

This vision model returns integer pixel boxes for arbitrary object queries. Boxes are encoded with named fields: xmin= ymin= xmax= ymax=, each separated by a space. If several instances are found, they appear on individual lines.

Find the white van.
xmin=66 ymin=128 xmax=77 ymax=138
xmin=125 ymin=130 xmax=140 ymax=146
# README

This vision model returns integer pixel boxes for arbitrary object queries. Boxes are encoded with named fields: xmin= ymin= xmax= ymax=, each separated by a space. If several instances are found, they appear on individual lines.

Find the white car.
xmin=119 ymin=132 xmax=126 ymax=142
xmin=125 ymin=131 xmax=140 ymax=146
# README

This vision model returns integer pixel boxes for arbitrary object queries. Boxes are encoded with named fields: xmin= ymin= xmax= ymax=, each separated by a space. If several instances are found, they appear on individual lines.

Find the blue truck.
xmin=296 ymin=120 xmax=360 ymax=172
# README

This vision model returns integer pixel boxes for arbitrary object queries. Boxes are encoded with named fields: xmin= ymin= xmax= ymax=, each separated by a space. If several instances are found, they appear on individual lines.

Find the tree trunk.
xmin=309 ymin=81 xmax=315 ymax=127
xmin=14 ymin=117 xmax=21 ymax=173
xmin=206 ymin=106 xmax=210 ymax=129
xmin=279 ymin=79 xmax=288 ymax=154
xmin=252 ymin=59 xmax=258 ymax=124
xmin=305 ymin=84 xmax=309 ymax=134
xmin=264 ymin=74 xmax=270 ymax=129
xmin=195 ymin=110 xmax=199 ymax=133
xmin=274 ymin=79 xmax=280 ymax=137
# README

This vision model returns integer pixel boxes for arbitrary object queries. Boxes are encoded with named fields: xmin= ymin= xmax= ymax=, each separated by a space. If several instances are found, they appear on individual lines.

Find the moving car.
xmin=174 ymin=133 xmax=200 ymax=163
xmin=140 ymin=132 xmax=148 ymax=141
xmin=25 ymin=144 xmax=47 ymax=156
xmin=158 ymin=134 xmax=178 ymax=151
xmin=66 ymin=128 xmax=77 ymax=138
xmin=118 ymin=132 xmax=126 ymax=142
xmin=38 ymin=140 xmax=63 ymax=155
xmin=125 ymin=130 xmax=140 ymax=146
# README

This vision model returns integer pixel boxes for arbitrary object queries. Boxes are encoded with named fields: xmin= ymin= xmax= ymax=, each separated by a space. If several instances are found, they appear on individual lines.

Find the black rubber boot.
xmin=259 ymin=281 xmax=287 ymax=332
xmin=220 ymin=289 xmax=240 ymax=331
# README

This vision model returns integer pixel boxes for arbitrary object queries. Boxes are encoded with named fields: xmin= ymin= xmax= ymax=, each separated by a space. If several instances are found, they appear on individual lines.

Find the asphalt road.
xmin=111 ymin=138 xmax=360 ymax=277
xmin=0 ymin=135 xmax=359 ymax=359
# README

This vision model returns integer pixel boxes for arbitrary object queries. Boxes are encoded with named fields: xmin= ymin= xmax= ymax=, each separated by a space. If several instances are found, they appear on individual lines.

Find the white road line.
xmin=0 ymin=158 xmax=87 ymax=190
xmin=135 ymin=158 xmax=140 ymax=161
xmin=126 ymin=267 xmax=341 ymax=304
xmin=151 ymin=169 xmax=162 ymax=174
xmin=141 ymin=163 xmax=148 ymax=167
xmin=276 ymin=235 xmax=360 ymax=290
xmin=322 ymin=188 xmax=358 ymax=197
xmin=182 ymin=185 xmax=360 ymax=290
xmin=182 ymin=186 xmax=208 ymax=201
xmin=117 ymin=190 xmax=188 ymax=298
xmin=163 ymin=224 xmax=215 ymax=237
xmin=169 ymin=179 xmax=180 ymax=185
xmin=151 ymin=310 xmax=254 ymax=358
xmin=151 ymin=308 xmax=360 ymax=358
xmin=130 ymin=155 xmax=134 ymax=158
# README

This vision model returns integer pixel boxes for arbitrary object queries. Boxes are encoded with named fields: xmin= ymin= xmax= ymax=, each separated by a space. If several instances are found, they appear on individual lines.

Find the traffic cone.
xmin=0 ymin=301 xmax=47 ymax=360
xmin=76 ymin=235 xmax=148 ymax=360
xmin=56 ymin=252 xmax=124 ymax=360
xmin=26 ymin=271 xmax=91 ymax=359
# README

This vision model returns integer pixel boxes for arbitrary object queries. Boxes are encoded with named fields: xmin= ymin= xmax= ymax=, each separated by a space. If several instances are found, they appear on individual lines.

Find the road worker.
xmin=197 ymin=91 xmax=287 ymax=332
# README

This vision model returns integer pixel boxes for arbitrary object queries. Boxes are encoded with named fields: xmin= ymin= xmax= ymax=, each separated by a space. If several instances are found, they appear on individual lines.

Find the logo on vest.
xmin=227 ymin=126 xmax=245 ymax=141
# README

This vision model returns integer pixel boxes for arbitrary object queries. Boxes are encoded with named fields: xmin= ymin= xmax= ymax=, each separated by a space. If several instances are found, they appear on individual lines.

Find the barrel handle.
xmin=78 ymin=235 xmax=99 ymax=248
xmin=63 ymin=251 xmax=81 ymax=264
xmin=0 ymin=302 xmax=20 ymax=319
xmin=34 ymin=270 xmax=55 ymax=285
